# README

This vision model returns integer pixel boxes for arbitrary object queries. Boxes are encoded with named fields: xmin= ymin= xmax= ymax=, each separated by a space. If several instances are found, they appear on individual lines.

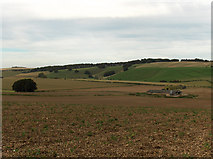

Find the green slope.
xmin=46 ymin=65 xmax=123 ymax=79
xmin=2 ymin=70 xmax=23 ymax=77
xmin=108 ymin=67 xmax=211 ymax=82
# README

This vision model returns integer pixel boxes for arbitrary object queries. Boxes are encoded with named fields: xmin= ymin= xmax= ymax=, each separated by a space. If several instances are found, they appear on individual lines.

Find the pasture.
xmin=109 ymin=67 xmax=211 ymax=82
xmin=2 ymin=76 xmax=211 ymax=157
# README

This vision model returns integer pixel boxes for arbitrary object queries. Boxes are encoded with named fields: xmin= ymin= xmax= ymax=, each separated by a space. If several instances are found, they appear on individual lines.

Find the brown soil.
xmin=2 ymin=84 xmax=211 ymax=157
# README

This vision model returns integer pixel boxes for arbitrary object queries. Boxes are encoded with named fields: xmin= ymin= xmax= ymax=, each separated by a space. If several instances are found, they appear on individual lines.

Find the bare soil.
xmin=2 ymin=83 xmax=211 ymax=157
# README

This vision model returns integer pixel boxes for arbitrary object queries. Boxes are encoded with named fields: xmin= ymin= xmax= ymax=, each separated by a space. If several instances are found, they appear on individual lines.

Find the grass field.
xmin=2 ymin=70 xmax=23 ymax=77
xmin=47 ymin=65 xmax=123 ymax=79
xmin=2 ymin=62 xmax=211 ymax=88
xmin=2 ymin=77 xmax=130 ymax=91
xmin=135 ymin=61 xmax=211 ymax=68
xmin=108 ymin=67 xmax=211 ymax=82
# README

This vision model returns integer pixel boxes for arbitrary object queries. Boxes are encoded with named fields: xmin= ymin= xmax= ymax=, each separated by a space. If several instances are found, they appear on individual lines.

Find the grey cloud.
xmin=2 ymin=1 xmax=211 ymax=67
xmin=3 ymin=16 xmax=210 ymax=41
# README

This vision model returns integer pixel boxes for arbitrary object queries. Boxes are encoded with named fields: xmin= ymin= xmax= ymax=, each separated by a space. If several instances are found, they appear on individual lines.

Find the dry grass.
xmin=2 ymin=77 xmax=132 ymax=91
xmin=136 ymin=62 xmax=211 ymax=68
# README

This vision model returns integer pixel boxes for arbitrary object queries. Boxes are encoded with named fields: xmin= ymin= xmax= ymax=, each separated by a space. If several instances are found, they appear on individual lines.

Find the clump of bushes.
xmin=84 ymin=70 xmax=91 ymax=75
xmin=12 ymin=79 xmax=37 ymax=92
xmin=169 ymin=80 xmax=181 ymax=83
xmin=38 ymin=73 xmax=47 ymax=78
xmin=75 ymin=70 xmax=79 ymax=73
xmin=163 ymin=85 xmax=186 ymax=90
xmin=97 ymin=64 xmax=106 ymax=69
xmin=104 ymin=70 xmax=115 ymax=77
xmin=160 ymin=80 xmax=167 ymax=82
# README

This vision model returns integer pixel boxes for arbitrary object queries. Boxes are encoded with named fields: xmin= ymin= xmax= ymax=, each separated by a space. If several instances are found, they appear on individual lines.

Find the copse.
xmin=38 ymin=73 xmax=47 ymax=78
xmin=84 ymin=70 xmax=91 ymax=75
xmin=104 ymin=70 xmax=115 ymax=77
xmin=12 ymin=79 xmax=37 ymax=92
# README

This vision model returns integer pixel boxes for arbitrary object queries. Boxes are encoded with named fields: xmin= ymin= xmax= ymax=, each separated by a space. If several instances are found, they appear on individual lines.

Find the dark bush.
xmin=12 ymin=79 xmax=37 ymax=92
xmin=84 ymin=70 xmax=91 ymax=75
xmin=54 ymin=70 xmax=58 ymax=73
xmin=97 ymin=64 xmax=106 ymax=69
xmin=75 ymin=70 xmax=79 ymax=73
xmin=160 ymin=80 xmax=167 ymax=82
xmin=104 ymin=70 xmax=115 ymax=77
xmin=88 ymin=74 xmax=93 ymax=78
xmin=123 ymin=63 xmax=132 ymax=71
xmin=38 ymin=73 xmax=47 ymax=78
xmin=169 ymin=80 xmax=181 ymax=83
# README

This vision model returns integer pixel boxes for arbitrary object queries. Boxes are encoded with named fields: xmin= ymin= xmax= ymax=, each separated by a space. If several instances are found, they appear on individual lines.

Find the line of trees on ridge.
xmin=17 ymin=58 xmax=210 ymax=73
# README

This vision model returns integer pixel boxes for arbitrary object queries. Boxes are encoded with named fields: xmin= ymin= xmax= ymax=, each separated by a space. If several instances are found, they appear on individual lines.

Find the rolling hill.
xmin=2 ymin=61 xmax=211 ymax=87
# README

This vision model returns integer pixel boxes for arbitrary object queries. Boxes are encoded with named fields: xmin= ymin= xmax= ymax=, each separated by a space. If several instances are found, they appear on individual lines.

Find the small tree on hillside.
xmin=97 ymin=64 xmax=106 ymax=69
xmin=12 ymin=79 xmax=37 ymax=92
xmin=104 ymin=70 xmax=115 ymax=77
xmin=84 ymin=70 xmax=91 ymax=75
xmin=38 ymin=73 xmax=47 ymax=78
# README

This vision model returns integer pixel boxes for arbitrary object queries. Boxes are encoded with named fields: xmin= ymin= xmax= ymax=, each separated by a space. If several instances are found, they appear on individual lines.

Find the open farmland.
xmin=2 ymin=76 xmax=211 ymax=157
xmin=109 ymin=67 xmax=211 ymax=82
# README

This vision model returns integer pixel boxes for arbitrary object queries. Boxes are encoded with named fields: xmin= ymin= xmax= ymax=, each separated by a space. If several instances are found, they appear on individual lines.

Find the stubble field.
xmin=2 ymin=78 xmax=212 ymax=157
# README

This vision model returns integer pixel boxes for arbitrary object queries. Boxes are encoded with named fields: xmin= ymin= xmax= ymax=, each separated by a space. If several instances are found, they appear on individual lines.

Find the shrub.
xmin=104 ymin=70 xmax=115 ymax=77
xmin=12 ymin=79 xmax=37 ymax=92
xmin=88 ymin=74 xmax=93 ymax=78
xmin=123 ymin=63 xmax=132 ymax=71
xmin=54 ymin=70 xmax=58 ymax=73
xmin=75 ymin=70 xmax=79 ymax=73
xmin=97 ymin=64 xmax=106 ymax=69
xmin=169 ymin=80 xmax=181 ymax=83
xmin=84 ymin=70 xmax=91 ymax=75
xmin=160 ymin=80 xmax=167 ymax=82
xmin=38 ymin=73 xmax=47 ymax=78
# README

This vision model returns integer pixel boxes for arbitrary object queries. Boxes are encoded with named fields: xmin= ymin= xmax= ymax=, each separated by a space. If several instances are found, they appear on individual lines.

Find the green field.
xmin=2 ymin=70 xmax=23 ymax=77
xmin=108 ymin=67 xmax=211 ymax=82
xmin=47 ymin=65 xmax=123 ymax=79
xmin=2 ymin=62 xmax=212 ymax=87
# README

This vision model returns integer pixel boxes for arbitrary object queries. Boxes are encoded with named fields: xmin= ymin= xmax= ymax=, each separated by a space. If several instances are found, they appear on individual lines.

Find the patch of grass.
xmin=109 ymin=67 xmax=211 ymax=82
xmin=178 ymin=131 xmax=185 ymax=138
xmin=70 ymin=146 xmax=77 ymax=153
xmin=87 ymin=131 xmax=93 ymax=137
xmin=110 ymin=135 xmax=118 ymax=141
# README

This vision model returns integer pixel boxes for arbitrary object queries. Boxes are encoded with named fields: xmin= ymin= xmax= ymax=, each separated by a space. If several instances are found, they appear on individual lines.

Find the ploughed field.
xmin=2 ymin=78 xmax=211 ymax=157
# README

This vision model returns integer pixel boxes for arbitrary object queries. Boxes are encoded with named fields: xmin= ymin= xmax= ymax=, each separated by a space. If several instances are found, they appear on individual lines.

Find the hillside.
xmin=135 ymin=61 xmax=211 ymax=68
xmin=2 ymin=61 xmax=211 ymax=87
xmin=108 ymin=67 xmax=211 ymax=82
xmin=46 ymin=65 xmax=123 ymax=79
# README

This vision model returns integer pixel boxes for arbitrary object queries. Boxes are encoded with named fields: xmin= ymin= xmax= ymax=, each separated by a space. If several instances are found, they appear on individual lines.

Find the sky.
xmin=1 ymin=0 xmax=212 ymax=68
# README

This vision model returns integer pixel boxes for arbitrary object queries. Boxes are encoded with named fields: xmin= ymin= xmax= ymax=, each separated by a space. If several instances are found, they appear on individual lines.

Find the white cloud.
xmin=2 ymin=0 xmax=211 ymax=20
xmin=1 ymin=0 xmax=211 ymax=67
xmin=1 ymin=0 xmax=174 ymax=20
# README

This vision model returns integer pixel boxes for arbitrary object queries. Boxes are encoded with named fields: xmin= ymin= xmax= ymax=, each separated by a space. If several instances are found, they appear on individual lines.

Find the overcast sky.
xmin=1 ymin=0 xmax=212 ymax=68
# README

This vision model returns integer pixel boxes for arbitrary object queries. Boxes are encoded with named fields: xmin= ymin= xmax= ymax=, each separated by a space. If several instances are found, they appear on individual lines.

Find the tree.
xmin=84 ymin=70 xmax=91 ymax=75
xmin=88 ymin=74 xmax=93 ymax=78
xmin=75 ymin=70 xmax=79 ymax=73
xmin=104 ymin=70 xmax=115 ymax=77
xmin=12 ymin=79 xmax=37 ymax=92
xmin=97 ymin=64 xmax=106 ymax=69
xmin=38 ymin=73 xmax=47 ymax=78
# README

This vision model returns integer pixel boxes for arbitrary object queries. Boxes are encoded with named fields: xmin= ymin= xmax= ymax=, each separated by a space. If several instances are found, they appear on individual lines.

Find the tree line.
xmin=23 ymin=58 xmax=210 ymax=73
